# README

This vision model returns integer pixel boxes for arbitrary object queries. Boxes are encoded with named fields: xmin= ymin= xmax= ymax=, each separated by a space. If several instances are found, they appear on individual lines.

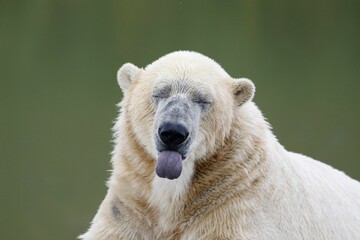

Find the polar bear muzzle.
xmin=155 ymin=121 xmax=188 ymax=180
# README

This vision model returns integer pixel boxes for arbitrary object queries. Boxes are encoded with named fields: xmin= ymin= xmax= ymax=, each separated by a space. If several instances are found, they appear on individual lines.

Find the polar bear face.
xmin=117 ymin=51 xmax=255 ymax=179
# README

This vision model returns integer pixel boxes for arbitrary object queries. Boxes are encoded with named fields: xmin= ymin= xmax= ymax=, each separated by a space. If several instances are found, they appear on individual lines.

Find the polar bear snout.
xmin=153 ymin=94 xmax=201 ymax=160
xmin=156 ymin=121 xmax=190 ymax=159
xmin=158 ymin=121 xmax=189 ymax=148
xmin=155 ymin=121 xmax=189 ymax=179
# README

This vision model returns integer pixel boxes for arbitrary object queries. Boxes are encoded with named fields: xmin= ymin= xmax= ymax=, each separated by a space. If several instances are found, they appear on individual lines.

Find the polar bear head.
xmin=117 ymin=51 xmax=255 ymax=180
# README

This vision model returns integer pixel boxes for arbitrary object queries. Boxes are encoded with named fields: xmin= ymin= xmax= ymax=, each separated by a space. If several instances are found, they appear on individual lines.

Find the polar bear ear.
xmin=233 ymin=78 xmax=255 ymax=106
xmin=117 ymin=63 xmax=140 ymax=92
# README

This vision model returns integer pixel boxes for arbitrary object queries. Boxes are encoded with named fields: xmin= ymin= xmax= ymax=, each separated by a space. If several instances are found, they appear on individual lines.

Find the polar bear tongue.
xmin=156 ymin=151 xmax=182 ymax=180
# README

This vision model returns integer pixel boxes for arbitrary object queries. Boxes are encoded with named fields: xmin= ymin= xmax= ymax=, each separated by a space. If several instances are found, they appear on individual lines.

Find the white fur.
xmin=149 ymin=160 xmax=195 ymax=233
xmin=80 ymin=51 xmax=360 ymax=240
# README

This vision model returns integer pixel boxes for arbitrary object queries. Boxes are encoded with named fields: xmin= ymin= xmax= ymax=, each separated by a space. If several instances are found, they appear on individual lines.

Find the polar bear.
xmin=80 ymin=51 xmax=360 ymax=240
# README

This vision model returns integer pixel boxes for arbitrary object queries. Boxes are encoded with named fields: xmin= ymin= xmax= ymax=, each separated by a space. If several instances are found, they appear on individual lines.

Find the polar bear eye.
xmin=192 ymin=92 xmax=212 ymax=106
xmin=152 ymin=95 xmax=166 ymax=99
xmin=194 ymin=100 xmax=211 ymax=105
xmin=152 ymin=93 xmax=170 ymax=100
xmin=152 ymin=85 xmax=171 ymax=99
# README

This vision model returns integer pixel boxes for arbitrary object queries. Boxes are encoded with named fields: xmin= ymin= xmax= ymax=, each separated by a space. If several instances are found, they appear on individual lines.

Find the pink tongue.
xmin=156 ymin=151 xmax=182 ymax=180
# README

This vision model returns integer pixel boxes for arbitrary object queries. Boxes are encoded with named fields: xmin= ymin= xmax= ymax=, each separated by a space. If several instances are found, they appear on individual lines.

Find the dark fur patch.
xmin=111 ymin=203 xmax=121 ymax=220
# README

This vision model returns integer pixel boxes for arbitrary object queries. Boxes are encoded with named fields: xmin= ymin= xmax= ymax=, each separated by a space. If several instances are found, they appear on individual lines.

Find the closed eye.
xmin=194 ymin=100 xmax=211 ymax=105
xmin=192 ymin=92 xmax=212 ymax=105
xmin=152 ymin=95 xmax=165 ymax=98
xmin=152 ymin=84 xmax=171 ymax=99
xmin=152 ymin=92 xmax=171 ymax=99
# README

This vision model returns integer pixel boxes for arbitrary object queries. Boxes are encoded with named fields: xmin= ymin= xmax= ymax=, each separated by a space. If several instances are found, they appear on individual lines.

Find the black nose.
xmin=159 ymin=121 xmax=189 ymax=147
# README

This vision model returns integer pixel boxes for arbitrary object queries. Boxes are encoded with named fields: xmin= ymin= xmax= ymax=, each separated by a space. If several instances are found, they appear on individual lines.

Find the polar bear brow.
xmin=152 ymin=85 xmax=172 ymax=98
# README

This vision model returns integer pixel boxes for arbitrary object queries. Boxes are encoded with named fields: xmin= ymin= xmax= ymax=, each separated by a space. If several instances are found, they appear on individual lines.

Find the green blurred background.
xmin=1 ymin=1 xmax=359 ymax=239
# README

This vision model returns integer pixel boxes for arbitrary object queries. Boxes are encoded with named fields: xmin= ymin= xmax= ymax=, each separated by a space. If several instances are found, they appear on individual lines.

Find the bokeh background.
xmin=1 ymin=1 xmax=359 ymax=239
